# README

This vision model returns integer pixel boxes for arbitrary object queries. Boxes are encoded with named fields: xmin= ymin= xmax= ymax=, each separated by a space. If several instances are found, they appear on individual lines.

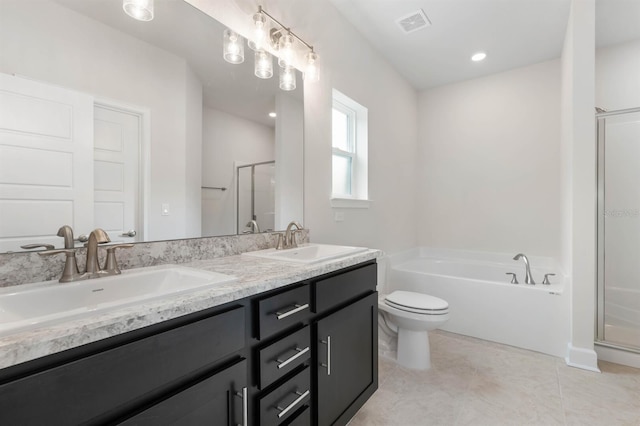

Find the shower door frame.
xmin=595 ymin=106 xmax=640 ymax=353
xmin=236 ymin=160 xmax=276 ymax=234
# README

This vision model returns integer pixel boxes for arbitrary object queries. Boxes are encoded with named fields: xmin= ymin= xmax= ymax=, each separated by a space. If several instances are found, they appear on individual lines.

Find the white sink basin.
xmin=0 ymin=265 xmax=237 ymax=336
xmin=242 ymin=243 xmax=368 ymax=264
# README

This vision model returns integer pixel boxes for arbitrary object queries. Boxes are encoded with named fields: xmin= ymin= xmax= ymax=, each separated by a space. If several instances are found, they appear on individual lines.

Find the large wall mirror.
xmin=0 ymin=0 xmax=304 ymax=253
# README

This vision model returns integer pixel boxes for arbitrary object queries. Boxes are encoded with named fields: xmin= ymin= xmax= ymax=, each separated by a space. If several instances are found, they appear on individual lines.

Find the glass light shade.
xmin=123 ymin=0 xmax=154 ymax=22
xmin=277 ymin=33 xmax=294 ymax=67
xmin=248 ymin=13 xmax=268 ymax=51
xmin=254 ymin=50 xmax=273 ymax=79
xmin=223 ymin=29 xmax=245 ymax=64
xmin=279 ymin=65 xmax=296 ymax=91
xmin=304 ymin=51 xmax=319 ymax=82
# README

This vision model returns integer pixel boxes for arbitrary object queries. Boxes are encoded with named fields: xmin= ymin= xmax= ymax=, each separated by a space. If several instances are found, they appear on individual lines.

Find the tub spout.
xmin=513 ymin=253 xmax=535 ymax=284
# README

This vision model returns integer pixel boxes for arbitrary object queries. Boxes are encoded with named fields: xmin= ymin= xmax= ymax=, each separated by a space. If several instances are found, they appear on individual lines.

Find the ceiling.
xmin=329 ymin=0 xmax=640 ymax=91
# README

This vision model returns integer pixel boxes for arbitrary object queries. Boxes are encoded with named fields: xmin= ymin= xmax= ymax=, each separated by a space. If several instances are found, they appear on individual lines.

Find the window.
xmin=331 ymin=89 xmax=368 ymax=207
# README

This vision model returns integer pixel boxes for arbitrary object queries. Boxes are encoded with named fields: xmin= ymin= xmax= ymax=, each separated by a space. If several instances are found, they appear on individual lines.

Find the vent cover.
xmin=396 ymin=9 xmax=431 ymax=34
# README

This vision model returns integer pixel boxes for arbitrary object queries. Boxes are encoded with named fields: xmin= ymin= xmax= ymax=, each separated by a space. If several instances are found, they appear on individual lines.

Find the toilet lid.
xmin=385 ymin=290 xmax=449 ymax=313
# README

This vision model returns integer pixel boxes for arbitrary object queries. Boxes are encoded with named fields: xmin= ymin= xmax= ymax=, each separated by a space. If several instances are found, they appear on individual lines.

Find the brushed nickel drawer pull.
xmin=276 ymin=389 xmax=310 ymax=418
xmin=235 ymin=387 xmax=248 ymax=426
xmin=275 ymin=303 xmax=309 ymax=320
xmin=276 ymin=346 xmax=310 ymax=369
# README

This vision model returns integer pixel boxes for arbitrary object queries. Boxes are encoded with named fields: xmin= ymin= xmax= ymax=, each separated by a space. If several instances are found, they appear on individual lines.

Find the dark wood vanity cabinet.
xmin=0 ymin=304 xmax=247 ymax=425
xmin=311 ymin=263 xmax=378 ymax=426
xmin=0 ymin=260 xmax=377 ymax=426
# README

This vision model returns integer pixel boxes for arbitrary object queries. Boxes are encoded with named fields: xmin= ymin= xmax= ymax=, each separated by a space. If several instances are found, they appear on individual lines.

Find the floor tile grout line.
xmin=555 ymin=359 xmax=568 ymax=426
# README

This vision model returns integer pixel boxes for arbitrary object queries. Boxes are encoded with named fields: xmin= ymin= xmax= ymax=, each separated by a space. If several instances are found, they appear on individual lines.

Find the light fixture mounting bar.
xmin=258 ymin=6 xmax=314 ymax=51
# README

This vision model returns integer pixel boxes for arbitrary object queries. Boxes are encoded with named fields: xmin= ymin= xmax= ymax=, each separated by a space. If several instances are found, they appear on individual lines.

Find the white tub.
xmin=385 ymin=248 xmax=570 ymax=357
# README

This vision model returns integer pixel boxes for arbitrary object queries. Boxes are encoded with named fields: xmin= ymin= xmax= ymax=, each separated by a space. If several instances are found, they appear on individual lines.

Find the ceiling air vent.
xmin=396 ymin=9 xmax=431 ymax=34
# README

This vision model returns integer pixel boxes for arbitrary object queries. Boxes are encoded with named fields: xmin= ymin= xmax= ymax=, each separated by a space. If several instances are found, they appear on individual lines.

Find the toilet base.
xmin=397 ymin=328 xmax=431 ymax=370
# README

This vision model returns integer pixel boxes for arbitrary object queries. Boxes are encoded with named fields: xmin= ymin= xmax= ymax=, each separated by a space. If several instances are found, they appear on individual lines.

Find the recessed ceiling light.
xmin=269 ymin=112 xmax=277 ymax=118
xmin=471 ymin=52 xmax=487 ymax=62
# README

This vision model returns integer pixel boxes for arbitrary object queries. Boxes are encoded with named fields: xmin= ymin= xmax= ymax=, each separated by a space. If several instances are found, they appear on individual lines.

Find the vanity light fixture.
xmin=471 ymin=52 xmax=487 ymax=62
xmin=269 ymin=112 xmax=277 ymax=118
xmin=304 ymin=50 xmax=319 ymax=82
xmin=223 ymin=6 xmax=319 ymax=90
xmin=279 ymin=65 xmax=296 ymax=91
xmin=248 ymin=12 xmax=269 ymax=51
xmin=254 ymin=50 xmax=274 ymax=79
xmin=277 ymin=32 xmax=295 ymax=67
xmin=223 ymin=29 xmax=245 ymax=64
xmin=123 ymin=0 xmax=154 ymax=22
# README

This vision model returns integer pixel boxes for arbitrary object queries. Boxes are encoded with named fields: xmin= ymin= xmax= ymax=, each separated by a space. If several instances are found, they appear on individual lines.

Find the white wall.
xmin=188 ymin=0 xmax=420 ymax=254
xmin=0 ymin=0 xmax=202 ymax=241
xmin=561 ymin=0 xmax=599 ymax=372
xmin=596 ymin=40 xmax=640 ymax=111
xmin=201 ymin=108 xmax=274 ymax=236
xmin=417 ymin=60 xmax=562 ymax=257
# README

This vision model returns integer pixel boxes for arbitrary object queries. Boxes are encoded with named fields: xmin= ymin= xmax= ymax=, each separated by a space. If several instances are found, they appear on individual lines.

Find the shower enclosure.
xmin=236 ymin=161 xmax=275 ymax=234
xmin=596 ymin=107 xmax=640 ymax=352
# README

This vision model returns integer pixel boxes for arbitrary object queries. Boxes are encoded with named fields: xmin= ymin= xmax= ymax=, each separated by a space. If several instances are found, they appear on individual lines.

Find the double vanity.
xmin=0 ymin=243 xmax=380 ymax=425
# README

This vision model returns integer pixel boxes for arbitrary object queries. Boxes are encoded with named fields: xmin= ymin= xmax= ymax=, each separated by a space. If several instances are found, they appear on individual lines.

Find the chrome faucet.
xmin=513 ymin=253 xmax=535 ymax=284
xmin=85 ymin=228 xmax=111 ymax=278
xmin=244 ymin=220 xmax=261 ymax=234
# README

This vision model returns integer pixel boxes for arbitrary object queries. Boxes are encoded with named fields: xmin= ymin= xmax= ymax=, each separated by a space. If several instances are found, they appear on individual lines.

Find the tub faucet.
xmin=513 ymin=253 xmax=535 ymax=284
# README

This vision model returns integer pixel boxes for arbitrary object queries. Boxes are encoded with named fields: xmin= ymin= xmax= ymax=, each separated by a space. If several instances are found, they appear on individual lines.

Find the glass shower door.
xmin=597 ymin=109 xmax=640 ymax=351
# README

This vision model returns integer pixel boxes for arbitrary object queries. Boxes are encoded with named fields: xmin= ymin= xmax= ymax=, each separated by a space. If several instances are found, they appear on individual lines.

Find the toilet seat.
xmin=384 ymin=290 xmax=449 ymax=315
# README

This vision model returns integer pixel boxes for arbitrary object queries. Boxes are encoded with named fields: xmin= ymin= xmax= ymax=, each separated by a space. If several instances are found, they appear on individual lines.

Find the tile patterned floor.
xmin=350 ymin=331 xmax=640 ymax=426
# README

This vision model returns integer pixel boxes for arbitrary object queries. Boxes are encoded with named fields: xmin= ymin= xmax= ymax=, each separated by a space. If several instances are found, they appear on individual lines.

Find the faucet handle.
xmin=506 ymin=272 xmax=519 ymax=284
xmin=542 ymin=273 xmax=556 ymax=285
xmin=38 ymin=249 xmax=86 ymax=283
xmin=275 ymin=233 xmax=285 ymax=250
xmin=104 ymin=244 xmax=134 ymax=275
xmin=21 ymin=243 xmax=55 ymax=250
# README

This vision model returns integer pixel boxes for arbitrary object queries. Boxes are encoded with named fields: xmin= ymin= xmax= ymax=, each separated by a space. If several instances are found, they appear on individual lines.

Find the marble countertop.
xmin=0 ymin=249 xmax=381 ymax=370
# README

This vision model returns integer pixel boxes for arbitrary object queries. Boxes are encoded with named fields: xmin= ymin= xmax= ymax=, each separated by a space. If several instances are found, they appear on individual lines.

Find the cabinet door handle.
xmin=235 ymin=387 xmax=248 ymax=426
xmin=320 ymin=335 xmax=331 ymax=376
xmin=275 ymin=303 xmax=309 ymax=320
xmin=276 ymin=389 xmax=310 ymax=419
xmin=276 ymin=346 xmax=310 ymax=369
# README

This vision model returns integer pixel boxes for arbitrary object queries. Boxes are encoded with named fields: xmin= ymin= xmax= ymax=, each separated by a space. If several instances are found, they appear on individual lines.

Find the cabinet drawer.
xmin=258 ymin=326 xmax=310 ymax=389
xmin=120 ymin=358 xmax=247 ymax=425
xmin=258 ymin=366 xmax=311 ymax=426
xmin=314 ymin=263 xmax=377 ymax=313
xmin=256 ymin=284 xmax=310 ymax=340
xmin=0 ymin=306 xmax=245 ymax=425
xmin=282 ymin=405 xmax=311 ymax=426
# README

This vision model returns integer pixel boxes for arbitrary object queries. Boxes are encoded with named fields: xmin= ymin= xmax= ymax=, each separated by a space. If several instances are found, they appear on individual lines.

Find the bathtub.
xmin=385 ymin=248 xmax=570 ymax=357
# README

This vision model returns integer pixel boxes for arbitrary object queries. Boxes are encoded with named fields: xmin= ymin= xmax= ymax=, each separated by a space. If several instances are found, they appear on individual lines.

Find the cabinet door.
xmin=315 ymin=292 xmax=378 ymax=426
xmin=120 ymin=359 xmax=248 ymax=426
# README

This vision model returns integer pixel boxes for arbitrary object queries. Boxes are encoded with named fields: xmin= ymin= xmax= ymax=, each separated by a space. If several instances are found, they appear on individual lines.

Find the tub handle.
xmin=506 ymin=272 xmax=519 ymax=284
xmin=542 ymin=273 xmax=556 ymax=285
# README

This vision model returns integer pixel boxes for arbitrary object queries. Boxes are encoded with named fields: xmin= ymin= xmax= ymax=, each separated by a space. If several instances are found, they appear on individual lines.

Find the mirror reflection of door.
xmin=0 ymin=73 xmax=143 ymax=251
xmin=0 ymin=73 xmax=93 ymax=252
xmin=93 ymin=103 xmax=141 ymax=243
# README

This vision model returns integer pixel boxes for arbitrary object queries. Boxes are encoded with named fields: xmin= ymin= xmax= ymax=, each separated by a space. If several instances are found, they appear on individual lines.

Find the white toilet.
xmin=378 ymin=290 xmax=449 ymax=370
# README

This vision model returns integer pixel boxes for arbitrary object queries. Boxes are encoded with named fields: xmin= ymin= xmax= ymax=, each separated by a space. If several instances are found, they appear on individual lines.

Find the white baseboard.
xmin=565 ymin=343 xmax=601 ymax=372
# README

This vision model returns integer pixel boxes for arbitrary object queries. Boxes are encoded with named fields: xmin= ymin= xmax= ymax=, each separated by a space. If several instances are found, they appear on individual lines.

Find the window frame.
xmin=331 ymin=89 xmax=369 ymax=208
